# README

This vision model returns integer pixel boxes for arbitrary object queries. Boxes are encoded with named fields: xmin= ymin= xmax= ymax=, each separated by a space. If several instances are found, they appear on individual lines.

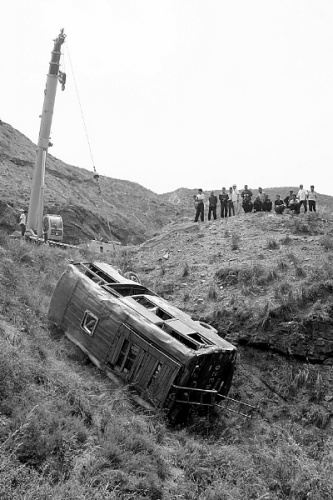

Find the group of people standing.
xmin=193 ymin=184 xmax=318 ymax=222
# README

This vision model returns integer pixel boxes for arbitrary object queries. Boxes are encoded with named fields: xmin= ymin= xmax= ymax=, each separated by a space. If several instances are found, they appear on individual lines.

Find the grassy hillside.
xmin=0 ymin=224 xmax=333 ymax=499
xmin=0 ymin=120 xmax=181 ymax=245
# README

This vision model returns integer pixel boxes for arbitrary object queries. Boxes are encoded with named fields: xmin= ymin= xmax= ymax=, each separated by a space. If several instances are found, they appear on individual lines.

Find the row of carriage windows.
xmin=81 ymin=305 xmax=211 ymax=357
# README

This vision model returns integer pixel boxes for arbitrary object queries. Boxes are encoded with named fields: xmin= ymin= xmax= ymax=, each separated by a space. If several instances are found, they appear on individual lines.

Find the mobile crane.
xmin=26 ymin=29 xmax=66 ymax=242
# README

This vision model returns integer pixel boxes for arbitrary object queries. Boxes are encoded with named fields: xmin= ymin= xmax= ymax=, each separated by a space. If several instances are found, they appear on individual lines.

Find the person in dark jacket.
xmin=289 ymin=194 xmax=300 ymax=214
xmin=274 ymin=195 xmax=285 ymax=214
xmin=284 ymin=190 xmax=293 ymax=208
xmin=219 ymin=187 xmax=229 ymax=218
xmin=253 ymin=196 xmax=263 ymax=212
xmin=241 ymin=185 xmax=253 ymax=213
xmin=208 ymin=191 xmax=218 ymax=220
xmin=262 ymin=194 xmax=272 ymax=212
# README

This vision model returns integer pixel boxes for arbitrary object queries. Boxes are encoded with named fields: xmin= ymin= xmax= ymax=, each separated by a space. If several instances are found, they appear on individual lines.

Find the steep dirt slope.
xmin=0 ymin=227 xmax=332 ymax=498
xmin=132 ymin=210 xmax=333 ymax=363
xmin=0 ymin=120 xmax=180 ymax=244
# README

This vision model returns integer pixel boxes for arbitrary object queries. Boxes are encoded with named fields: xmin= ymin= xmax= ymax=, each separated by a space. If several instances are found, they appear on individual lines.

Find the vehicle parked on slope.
xmin=49 ymin=261 xmax=240 ymax=420
xmin=43 ymin=214 xmax=63 ymax=242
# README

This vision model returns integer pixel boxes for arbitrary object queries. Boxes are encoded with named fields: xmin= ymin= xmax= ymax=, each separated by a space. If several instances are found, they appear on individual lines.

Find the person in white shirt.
xmin=297 ymin=184 xmax=308 ymax=213
xmin=232 ymin=184 xmax=240 ymax=214
xmin=194 ymin=188 xmax=205 ymax=222
xmin=308 ymin=185 xmax=317 ymax=212
xmin=19 ymin=210 xmax=27 ymax=236
xmin=257 ymin=187 xmax=265 ymax=202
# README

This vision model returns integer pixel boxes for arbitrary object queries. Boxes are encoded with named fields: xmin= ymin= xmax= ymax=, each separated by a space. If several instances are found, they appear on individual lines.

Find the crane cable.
xmin=64 ymin=43 xmax=112 ymax=237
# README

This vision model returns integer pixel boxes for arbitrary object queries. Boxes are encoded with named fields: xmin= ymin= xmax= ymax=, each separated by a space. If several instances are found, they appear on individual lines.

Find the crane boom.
xmin=26 ymin=29 xmax=66 ymax=238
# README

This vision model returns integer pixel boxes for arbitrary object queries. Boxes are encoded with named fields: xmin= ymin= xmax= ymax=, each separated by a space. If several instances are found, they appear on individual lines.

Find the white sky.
xmin=2 ymin=1 xmax=333 ymax=195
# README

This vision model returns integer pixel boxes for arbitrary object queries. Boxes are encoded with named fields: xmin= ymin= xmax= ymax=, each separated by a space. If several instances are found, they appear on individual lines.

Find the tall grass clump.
xmin=287 ymin=252 xmax=298 ymax=266
xmin=280 ymin=233 xmax=292 ymax=245
xmin=182 ymin=261 xmax=189 ymax=277
xmin=277 ymin=258 xmax=288 ymax=271
xmin=230 ymin=232 xmax=241 ymax=251
xmin=320 ymin=234 xmax=333 ymax=250
xmin=266 ymin=237 xmax=280 ymax=250
xmin=207 ymin=283 xmax=218 ymax=301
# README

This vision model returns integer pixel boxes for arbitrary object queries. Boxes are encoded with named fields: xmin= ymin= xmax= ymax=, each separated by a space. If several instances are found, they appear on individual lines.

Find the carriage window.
xmin=123 ymin=344 xmax=139 ymax=373
xmin=115 ymin=339 xmax=139 ymax=374
xmin=81 ymin=311 xmax=98 ymax=336
xmin=187 ymin=333 xmax=213 ymax=345
xmin=148 ymin=363 xmax=162 ymax=388
xmin=133 ymin=297 xmax=173 ymax=320
xmin=160 ymin=323 xmax=199 ymax=350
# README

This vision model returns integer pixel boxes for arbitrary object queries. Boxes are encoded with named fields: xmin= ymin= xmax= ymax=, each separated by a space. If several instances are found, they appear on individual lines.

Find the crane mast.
xmin=26 ymin=29 xmax=66 ymax=238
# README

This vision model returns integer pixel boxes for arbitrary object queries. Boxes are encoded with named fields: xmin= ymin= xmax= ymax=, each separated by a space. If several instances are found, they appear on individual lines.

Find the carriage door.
xmin=136 ymin=347 xmax=181 ymax=407
xmin=106 ymin=323 xmax=181 ymax=407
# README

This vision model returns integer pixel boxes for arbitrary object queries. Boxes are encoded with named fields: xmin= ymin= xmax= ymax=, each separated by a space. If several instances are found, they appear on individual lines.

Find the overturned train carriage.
xmin=48 ymin=262 xmax=237 ymax=418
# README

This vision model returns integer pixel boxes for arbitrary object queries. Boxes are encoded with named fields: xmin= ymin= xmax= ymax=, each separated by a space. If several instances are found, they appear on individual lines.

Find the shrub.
xmin=280 ymin=233 xmax=292 ymax=245
xmin=182 ymin=261 xmax=189 ymax=277
xmin=266 ymin=238 xmax=280 ymax=250
xmin=277 ymin=259 xmax=288 ymax=271
xmin=295 ymin=265 xmax=307 ymax=278
xmin=207 ymin=283 xmax=217 ymax=301
xmin=287 ymin=252 xmax=298 ymax=265
xmin=320 ymin=234 xmax=333 ymax=250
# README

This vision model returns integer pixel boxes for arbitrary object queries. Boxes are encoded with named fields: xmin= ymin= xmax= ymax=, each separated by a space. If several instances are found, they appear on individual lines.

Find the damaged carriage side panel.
xmin=48 ymin=262 xmax=237 ymax=413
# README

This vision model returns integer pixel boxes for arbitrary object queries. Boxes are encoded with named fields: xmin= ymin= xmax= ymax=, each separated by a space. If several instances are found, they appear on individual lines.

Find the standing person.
xmin=308 ymin=185 xmax=317 ymax=212
xmin=208 ymin=191 xmax=218 ymax=221
xmin=232 ymin=184 xmax=240 ymax=214
xmin=219 ymin=187 xmax=229 ymax=218
xmin=227 ymin=187 xmax=235 ymax=216
xmin=194 ymin=189 xmax=205 ymax=222
xmin=19 ymin=210 xmax=27 ymax=236
xmin=297 ymin=184 xmax=308 ymax=213
xmin=258 ymin=187 xmax=265 ymax=202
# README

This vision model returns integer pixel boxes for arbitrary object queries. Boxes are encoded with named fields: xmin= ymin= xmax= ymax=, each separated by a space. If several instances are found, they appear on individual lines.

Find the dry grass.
xmin=320 ymin=234 xmax=333 ymax=250
xmin=230 ymin=232 xmax=241 ymax=250
xmin=0 ymin=235 xmax=333 ymax=500
xmin=266 ymin=237 xmax=280 ymax=250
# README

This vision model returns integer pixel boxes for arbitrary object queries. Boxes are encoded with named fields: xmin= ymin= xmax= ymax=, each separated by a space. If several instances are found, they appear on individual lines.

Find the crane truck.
xmin=26 ymin=29 xmax=66 ymax=242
